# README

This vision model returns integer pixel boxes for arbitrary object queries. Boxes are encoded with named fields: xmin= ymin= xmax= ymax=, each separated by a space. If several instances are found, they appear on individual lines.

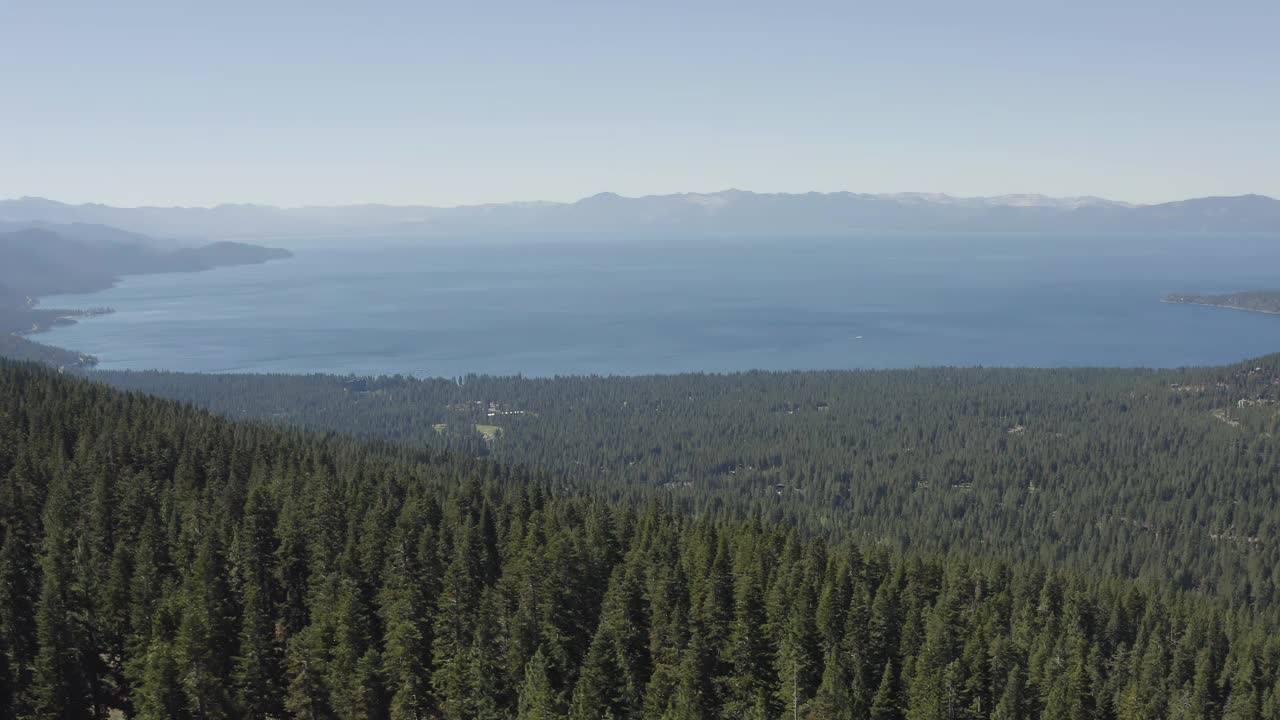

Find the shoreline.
xmin=2 ymin=250 xmax=290 ymax=369
xmin=3 ymin=306 xmax=107 ymax=370
xmin=10 ymin=290 xmax=1280 ymax=377
xmin=15 ymin=308 xmax=117 ymax=335
xmin=1162 ymin=299 xmax=1280 ymax=316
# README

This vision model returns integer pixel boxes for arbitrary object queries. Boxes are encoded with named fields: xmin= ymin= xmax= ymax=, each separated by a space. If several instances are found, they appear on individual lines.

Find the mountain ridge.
xmin=2 ymin=190 xmax=1277 ymax=239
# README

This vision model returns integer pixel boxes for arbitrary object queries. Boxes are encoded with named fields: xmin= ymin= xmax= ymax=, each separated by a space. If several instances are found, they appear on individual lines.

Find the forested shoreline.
xmin=0 ymin=226 xmax=291 ymax=370
xmin=1165 ymin=291 xmax=1280 ymax=316
xmin=4 ymin=361 xmax=1280 ymax=719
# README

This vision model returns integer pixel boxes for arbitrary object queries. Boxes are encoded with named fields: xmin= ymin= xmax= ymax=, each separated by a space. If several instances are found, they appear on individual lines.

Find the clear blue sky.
xmin=2 ymin=0 xmax=1276 ymax=207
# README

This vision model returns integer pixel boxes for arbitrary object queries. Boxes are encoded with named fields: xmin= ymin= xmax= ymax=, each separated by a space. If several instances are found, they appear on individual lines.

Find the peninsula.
xmin=1164 ymin=291 xmax=1280 ymax=315
xmin=0 ymin=225 xmax=291 ymax=366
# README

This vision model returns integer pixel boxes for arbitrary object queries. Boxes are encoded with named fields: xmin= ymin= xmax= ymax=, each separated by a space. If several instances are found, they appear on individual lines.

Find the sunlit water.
xmin=40 ymin=234 xmax=1280 ymax=376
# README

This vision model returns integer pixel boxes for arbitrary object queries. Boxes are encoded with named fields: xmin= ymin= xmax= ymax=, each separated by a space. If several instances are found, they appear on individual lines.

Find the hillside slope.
xmin=3 ymin=361 xmax=1279 ymax=718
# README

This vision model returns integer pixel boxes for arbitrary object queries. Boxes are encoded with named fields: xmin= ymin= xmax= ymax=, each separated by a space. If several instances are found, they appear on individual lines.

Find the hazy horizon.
xmin=5 ymin=187 xmax=1277 ymax=212
xmin=5 ymin=2 xmax=1277 ymax=207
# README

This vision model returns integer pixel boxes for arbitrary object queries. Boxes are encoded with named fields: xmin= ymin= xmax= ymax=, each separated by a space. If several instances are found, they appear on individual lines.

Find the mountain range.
xmin=2 ymin=191 xmax=1277 ymax=240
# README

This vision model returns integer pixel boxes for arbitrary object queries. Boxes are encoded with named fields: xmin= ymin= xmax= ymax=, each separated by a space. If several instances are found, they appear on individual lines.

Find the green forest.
xmin=5 ymin=1 xmax=1279 ymax=716
xmin=101 ymin=356 xmax=1280 ymax=611
xmin=1 ymin=358 xmax=1280 ymax=718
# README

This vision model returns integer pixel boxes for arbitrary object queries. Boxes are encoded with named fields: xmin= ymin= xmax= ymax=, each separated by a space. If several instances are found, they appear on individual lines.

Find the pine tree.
xmin=776 ymin=581 xmax=821 ymax=718
xmin=664 ymin=625 xmax=715 ymax=720
xmin=133 ymin=637 xmax=189 ymax=720
xmin=174 ymin=531 xmax=237 ymax=719
xmin=598 ymin=562 xmax=652 ymax=711
xmin=283 ymin=623 xmax=334 ymax=720
xmin=871 ymin=662 xmax=901 ymax=720
xmin=234 ymin=485 xmax=284 ymax=719
xmin=29 ymin=467 xmax=97 ymax=719
xmin=1186 ymin=646 xmax=1217 ymax=719
xmin=328 ymin=577 xmax=379 ymax=720
xmin=433 ymin=520 xmax=484 ymax=719
xmin=1222 ymin=650 xmax=1263 ymax=720
xmin=721 ymin=567 xmax=775 ymax=718
xmin=518 ymin=646 xmax=561 ymax=720
xmin=466 ymin=588 xmax=510 ymax=720
xmin=809 ymin=647 xmax=857 ymax=720
xmin=816 ymin=577 xmax=877 ymax=720
xmin=381 ymin=526 xmax=436 ymax=720
xmin=275 ymin=496 xmax=312 ymax=637
xmin=356 ymin=648 xmax=390 ymax=720
xmin=0 ymin=638 xmax=13 ymax=718
xmin=991 ymin=665 xmax=1026 ymax=720
xmin=815 ymin=556 xmax=853 ymax=653
xmin=568 ymin=622 xmax=624 ymax=720
xmin=234 ymin=575 xmax=283 ymax=719
xmin=0 ymin=454 xmax=44 ymax=717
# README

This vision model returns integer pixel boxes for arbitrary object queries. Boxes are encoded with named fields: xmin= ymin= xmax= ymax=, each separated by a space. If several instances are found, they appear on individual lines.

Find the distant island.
xmin=1164 ymin=291 xmax=1280 ymax=315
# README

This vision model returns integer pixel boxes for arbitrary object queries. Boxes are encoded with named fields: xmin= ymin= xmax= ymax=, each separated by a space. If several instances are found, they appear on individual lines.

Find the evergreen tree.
xmin=133 ymin=638 xmax=188 ymax=720
xmin=234 ymin=575 xmax=283 ymax=719
xmin=174 ymin=532 xmax=237 ymax=719
xmin=432 ymin=519 xmax=484 ymax=719
xmin=991 ymin=665 xmax=1026 ymax=720
xmin=233 ymin=485 xmax=284 ymax=719
xmin=721 ymin=567 xmax=775 ymax=718
xmin=518 ymin=646 xmax=561 ymax=720
xmin=871 ymin=662 xmax=901 ymax=720
xmin=283 ymin=623 xmax=334 ymax=720
xmin=775 ymin=580 xmax=822 ymax=718
xmin=665 ymin=626 xmax=715 ymax=720
xmin=29 ymin=467 xmax=97 ymax=719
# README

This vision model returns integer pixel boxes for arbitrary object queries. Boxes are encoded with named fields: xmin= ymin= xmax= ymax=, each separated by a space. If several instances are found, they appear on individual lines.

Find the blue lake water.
xmin=39 ymin=234 xmax=1280 ymax=377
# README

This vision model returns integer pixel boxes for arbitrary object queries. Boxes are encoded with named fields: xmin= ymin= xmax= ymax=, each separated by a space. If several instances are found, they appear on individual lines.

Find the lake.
xmin=39 ymin=234 xmax=1280 ymax=377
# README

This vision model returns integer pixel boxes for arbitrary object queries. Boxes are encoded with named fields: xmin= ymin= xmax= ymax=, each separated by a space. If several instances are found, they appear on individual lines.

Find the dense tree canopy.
xmin=2 ymin=360 xmax=1280 ymax=718
xmin=101 ymin=355 xmax=1280 ymax=609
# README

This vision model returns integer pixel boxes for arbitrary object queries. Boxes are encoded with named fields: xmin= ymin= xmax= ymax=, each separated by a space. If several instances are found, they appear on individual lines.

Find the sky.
xmin=2 ymin=0 xmax=1277 ymax=207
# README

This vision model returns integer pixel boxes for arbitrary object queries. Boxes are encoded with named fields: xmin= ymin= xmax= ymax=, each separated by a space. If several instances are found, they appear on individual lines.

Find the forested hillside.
xmin=4 ymin=361 xmax=1280 ymax=718
xmin=0 ymin=334 xmax=96 ymax=368
xmin=100 ymin=357 xmax=1280 ymax=610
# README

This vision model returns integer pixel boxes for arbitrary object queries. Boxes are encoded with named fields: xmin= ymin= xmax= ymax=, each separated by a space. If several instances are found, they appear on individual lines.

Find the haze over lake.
xmin=41 ymin=234 xmax=1280 ymax=377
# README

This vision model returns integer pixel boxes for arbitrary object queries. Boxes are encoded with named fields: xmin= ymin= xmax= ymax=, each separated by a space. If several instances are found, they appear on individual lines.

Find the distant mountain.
xmin=0 ymin=219 xmax=178 ymax=248
xmin=1 ymin=191 xmax=1277 ymax=239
